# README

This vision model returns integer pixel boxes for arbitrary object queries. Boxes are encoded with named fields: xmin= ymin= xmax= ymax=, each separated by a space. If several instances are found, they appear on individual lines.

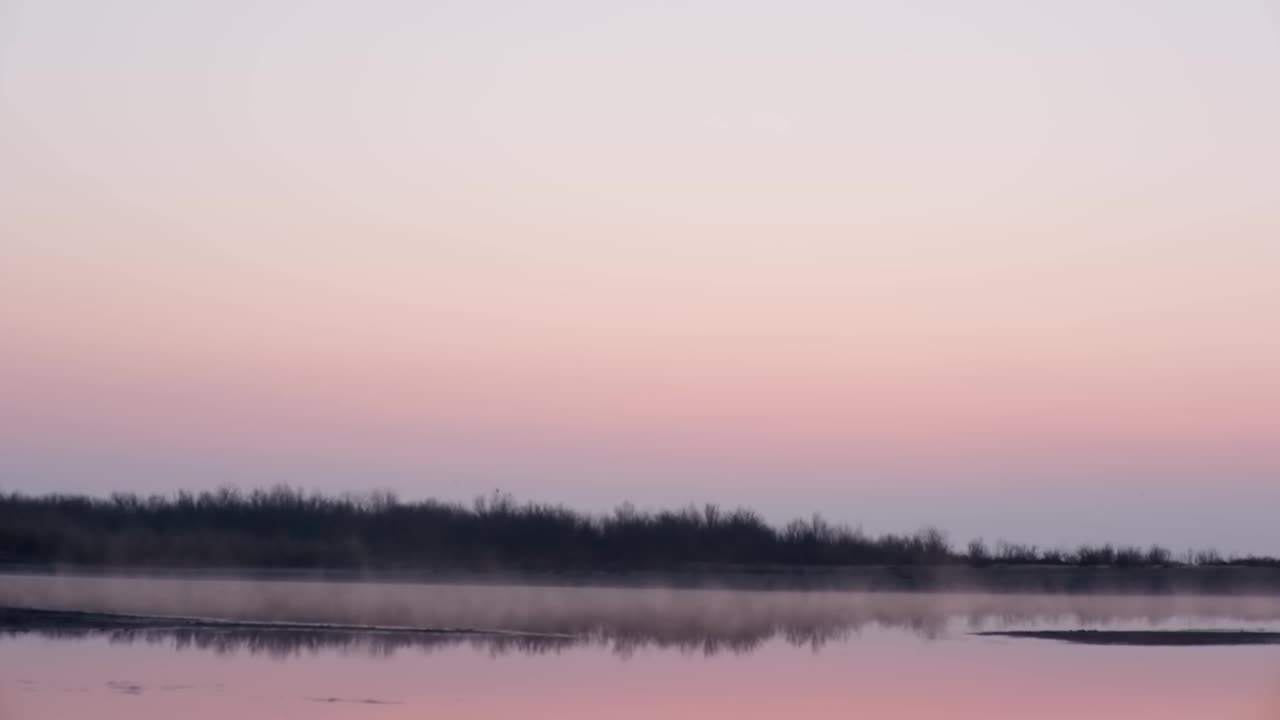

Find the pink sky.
xmin=1 ymin=1 xmax=1278 ymax=551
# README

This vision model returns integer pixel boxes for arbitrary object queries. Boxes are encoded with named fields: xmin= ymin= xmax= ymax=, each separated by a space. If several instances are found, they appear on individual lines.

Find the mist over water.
xmin=6 ymin=573 xmax=1280 ymax=719
xmin=4 ymin=573 xmax=1280 ymax=658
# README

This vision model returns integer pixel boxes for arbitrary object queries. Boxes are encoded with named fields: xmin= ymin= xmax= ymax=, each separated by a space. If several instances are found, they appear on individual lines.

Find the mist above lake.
xmin=5 ymin=573 xmax=1280 ymax=655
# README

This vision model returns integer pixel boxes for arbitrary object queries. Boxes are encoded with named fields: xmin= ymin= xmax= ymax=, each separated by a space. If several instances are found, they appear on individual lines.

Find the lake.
xmin=3 ymin=573 xmax=1280 ymax=719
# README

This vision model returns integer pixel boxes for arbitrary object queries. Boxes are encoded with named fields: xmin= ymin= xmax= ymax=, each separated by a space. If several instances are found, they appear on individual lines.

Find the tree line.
xmin=0 ymin=487 xmax=1272 ymax=571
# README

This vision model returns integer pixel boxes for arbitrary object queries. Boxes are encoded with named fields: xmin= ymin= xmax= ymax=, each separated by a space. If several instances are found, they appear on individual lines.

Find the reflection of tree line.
xmin=6 ymin=593 xmax=1280 ymax=659
xmin=0 ymin=625 xmax=576 ymax=659
xmin=0 ymin=623 xmax=870 ymax=659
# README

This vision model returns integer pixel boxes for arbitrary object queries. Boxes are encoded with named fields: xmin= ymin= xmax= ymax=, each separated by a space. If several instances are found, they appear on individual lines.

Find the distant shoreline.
xmin=977 ymin=629 xmax=1280 ymax=646
xmin=0 ymin=606 xmax=568 ymax=639
xmin=4 ymin=563 xmax=1280 ymax=594
xmin=4 ymin=489 xmax=1277 ymax=584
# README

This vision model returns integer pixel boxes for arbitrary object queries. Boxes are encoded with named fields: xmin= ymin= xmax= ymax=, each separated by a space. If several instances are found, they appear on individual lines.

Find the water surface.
xmin=3 ymin=574 xmax=1279 ymax=719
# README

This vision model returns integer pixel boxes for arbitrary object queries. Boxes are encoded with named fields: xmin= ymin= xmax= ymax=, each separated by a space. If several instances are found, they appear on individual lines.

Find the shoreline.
xmin=4 ymin=563 xmax=1280 ymax=594
xmin=0 ymin=606 xmax=571 ymax=639
xmin=978 ymin=629 xmax=1280 ymax=646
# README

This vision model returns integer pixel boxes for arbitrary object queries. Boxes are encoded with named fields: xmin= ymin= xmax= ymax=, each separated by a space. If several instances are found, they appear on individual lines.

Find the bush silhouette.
xmin=0 ymin=488 xmax=1269 ymax=572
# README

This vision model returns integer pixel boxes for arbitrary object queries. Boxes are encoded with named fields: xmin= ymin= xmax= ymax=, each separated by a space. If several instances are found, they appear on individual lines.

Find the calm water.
xmin=3 ymin=574 xmax=1280 ymax=719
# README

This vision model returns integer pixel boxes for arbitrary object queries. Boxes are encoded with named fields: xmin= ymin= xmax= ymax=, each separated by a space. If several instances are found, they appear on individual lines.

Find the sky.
xmin=2 ymin=0 xmax=1278 ymax=552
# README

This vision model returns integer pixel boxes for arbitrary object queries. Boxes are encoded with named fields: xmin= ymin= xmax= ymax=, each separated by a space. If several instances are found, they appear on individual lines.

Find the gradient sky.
xmin=2 ymin=1 xmax=1278 ymax=552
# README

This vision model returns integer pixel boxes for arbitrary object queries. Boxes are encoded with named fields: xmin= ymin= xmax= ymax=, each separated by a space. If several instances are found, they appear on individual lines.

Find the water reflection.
xmin=1 ymin=624 xmax=576 ymax=660
xmin=0 ymin=608 xmax=912 ymax=658
xmin=6 ymin=623 xmax=847 ymax=658
xmin=4 ymin=573 xmax=1280 ymax=659
xmin=5 ymin=608 xmax=1280 ymax=720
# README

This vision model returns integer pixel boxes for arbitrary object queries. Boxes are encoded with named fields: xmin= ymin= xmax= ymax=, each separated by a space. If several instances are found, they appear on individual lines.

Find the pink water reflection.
xmin=5 ymin=626 xmax=1278 ymax=720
